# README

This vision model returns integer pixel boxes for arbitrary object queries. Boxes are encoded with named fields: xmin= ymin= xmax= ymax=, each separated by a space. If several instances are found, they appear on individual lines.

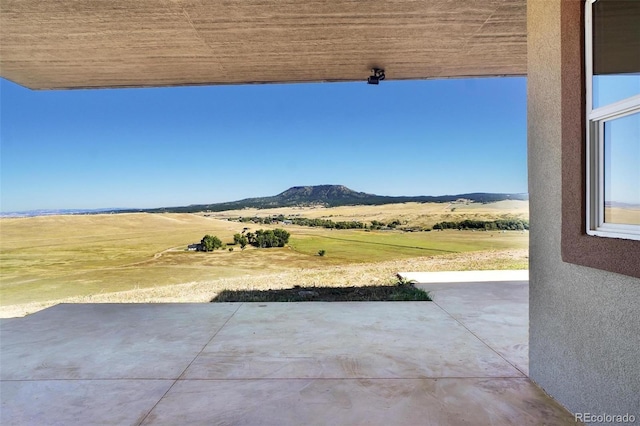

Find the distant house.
xmin=187 ymin=244 xmax=202 ymax=251
xmin=283 ymin=220 xmax=293 ymax=225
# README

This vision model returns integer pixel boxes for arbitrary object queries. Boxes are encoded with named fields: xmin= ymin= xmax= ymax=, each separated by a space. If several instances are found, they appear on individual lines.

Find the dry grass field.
xmin=208 ymin=199 xmax=529 ymax=229
xmin=605 ymin=206 xmax=640 ymax=225
xmin=0 ymin=201 xmax=529 ymax=317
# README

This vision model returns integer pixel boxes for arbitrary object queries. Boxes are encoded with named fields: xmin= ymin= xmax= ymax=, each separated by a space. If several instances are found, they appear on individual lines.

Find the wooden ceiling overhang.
xmin=0 ymin=0 xmax=526 ymax=90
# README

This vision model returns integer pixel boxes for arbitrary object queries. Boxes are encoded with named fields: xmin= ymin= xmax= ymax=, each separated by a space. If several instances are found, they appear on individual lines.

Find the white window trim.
xmin=585 ymin=0 xmax=640 ymax=241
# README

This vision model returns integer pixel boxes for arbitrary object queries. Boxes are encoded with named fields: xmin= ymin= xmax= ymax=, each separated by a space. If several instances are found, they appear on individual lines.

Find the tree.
xmin=273 ymin=228 xmax=290 ymax=247
xmin=249 ymin=228 xmax=290 ymax=248
xmin=318 ymin=249 xmax=326 ymax=257
xmin=201 ymin=234 xmax=222 ymax=251
xmin=246 ymin=232 xmax=255 ymax=245
xmin=370 ymin=220 xmax=386 ymax=230
xmin=234 ymin=233 xmax=248 ymax=249
xmin=254 ymin=229 xmax=276 ymax=248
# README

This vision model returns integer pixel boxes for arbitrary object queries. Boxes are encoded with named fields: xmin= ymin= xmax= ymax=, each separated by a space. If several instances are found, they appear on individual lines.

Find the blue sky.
xmin=596 ymin=75 xmax=640 ymax=206
xmin=0 ymin=77 xmax=527 ymax=212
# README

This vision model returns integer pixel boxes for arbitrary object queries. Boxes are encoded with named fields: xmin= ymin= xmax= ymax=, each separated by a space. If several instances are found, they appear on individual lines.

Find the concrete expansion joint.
xmin=135 ymin=303 xmax=243 ymax=426
xmin=432 ymin=300 xmax=528 ymax=378
xmin=0 ymin=378 xmax=174 ymax=382
xmin=168 ymin=376 xmax=529 ymax=381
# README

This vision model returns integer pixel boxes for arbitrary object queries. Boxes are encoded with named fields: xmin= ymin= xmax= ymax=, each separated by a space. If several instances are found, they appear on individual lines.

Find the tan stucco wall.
xmin=527 ymin=0 xmax=640 ymax=419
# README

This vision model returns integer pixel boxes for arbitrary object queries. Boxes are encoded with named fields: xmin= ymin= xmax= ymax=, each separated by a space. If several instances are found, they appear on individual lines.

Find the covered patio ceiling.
xmin=0 ymin=0 xmax=526 ymax=90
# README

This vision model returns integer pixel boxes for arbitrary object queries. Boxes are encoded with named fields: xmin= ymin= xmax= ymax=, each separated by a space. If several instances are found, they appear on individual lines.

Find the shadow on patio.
xmin=0 ymin=271 xmax=578 ymax=425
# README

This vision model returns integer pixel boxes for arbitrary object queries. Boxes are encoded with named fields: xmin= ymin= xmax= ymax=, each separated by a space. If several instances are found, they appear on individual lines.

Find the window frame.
xmin=585 ymin=0 xmax=640 ymax=241
xmin=560 ymin=0 xmax=639 ymax=279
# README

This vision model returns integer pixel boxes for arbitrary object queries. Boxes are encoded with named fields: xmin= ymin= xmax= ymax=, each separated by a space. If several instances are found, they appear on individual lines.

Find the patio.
xmin=0 ymin=272 xmax=578 ymax=425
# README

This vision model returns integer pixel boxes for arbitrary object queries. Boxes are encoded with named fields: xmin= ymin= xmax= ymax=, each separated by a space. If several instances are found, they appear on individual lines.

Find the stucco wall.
xmin=527 ymin=0 xmax=640 ymax=420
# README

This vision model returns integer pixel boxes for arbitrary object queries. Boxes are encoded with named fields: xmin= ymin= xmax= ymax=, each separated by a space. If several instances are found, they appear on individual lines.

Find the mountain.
xmin=266 ymin=185 xmax=373 ymax=205
xmin=129 ymin=185 xmax=528 ymax=214
xmin=0 ymin=208 xmax=124 ymax=218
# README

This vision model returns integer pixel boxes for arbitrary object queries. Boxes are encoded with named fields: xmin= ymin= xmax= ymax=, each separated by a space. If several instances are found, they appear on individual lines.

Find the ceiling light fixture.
xmin=367 ymin=68 xmax=385 ymax=85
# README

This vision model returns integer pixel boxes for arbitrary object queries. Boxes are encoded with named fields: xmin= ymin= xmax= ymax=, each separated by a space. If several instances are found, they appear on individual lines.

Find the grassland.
xmin=208 ymin=199 xmax=529 ymax=229
xmin=0 ymin=201 xmax=529 ymax=317
xmin=605 ymin=206 xmax=640 ymax=225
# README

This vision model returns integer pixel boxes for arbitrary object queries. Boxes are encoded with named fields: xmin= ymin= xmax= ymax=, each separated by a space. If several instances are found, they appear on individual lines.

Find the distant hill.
xmin=0 ymin=208 xmax=122 ymax=218
xmin=125 ymin=185 xmax=528 ymax=214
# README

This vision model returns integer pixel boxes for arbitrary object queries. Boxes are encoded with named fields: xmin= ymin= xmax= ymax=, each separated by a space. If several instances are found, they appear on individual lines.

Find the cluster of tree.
xmin=290 ymin=217 xmax=366 ymax=229
xmin=237 ymin=216 xmax=268 ymax=224
xmin=432 ymin=218 xmax=529 ymax=231
xmin=245 ymin=228 xmax=290 ymax=248
xmin=200 ymin=234 xmax=223 ymax=251
xmin=199 ymin=228 xmax=291 ymax=252
xmin=232 ymin=233 xmax=249 ymax=249
xmin=370 ymin=219 xmax=402 ymax=230
xmin=369 ymin=220 xmax=385 ymax=230
xmin=233 ymin=215 xmax=402 ymax=230
xmin=233 ymin=215 xmax=367 ymax=229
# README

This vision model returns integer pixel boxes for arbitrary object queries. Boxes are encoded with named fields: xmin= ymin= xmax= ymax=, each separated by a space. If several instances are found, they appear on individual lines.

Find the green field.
xmin=0 ymin=204 xmax=528 ymax=307
xmin=288 ymin=227 xmax=526 ymax=263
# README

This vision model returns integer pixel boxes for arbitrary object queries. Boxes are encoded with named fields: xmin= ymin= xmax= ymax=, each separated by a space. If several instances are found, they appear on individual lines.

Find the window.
xmin=585 ymin=0 xmax=640 ymax=240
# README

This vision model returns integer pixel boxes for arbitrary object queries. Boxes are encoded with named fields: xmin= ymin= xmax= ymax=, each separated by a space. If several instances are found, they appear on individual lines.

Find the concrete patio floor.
xmin=0 ymin=274 xmax=578 ymax=425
